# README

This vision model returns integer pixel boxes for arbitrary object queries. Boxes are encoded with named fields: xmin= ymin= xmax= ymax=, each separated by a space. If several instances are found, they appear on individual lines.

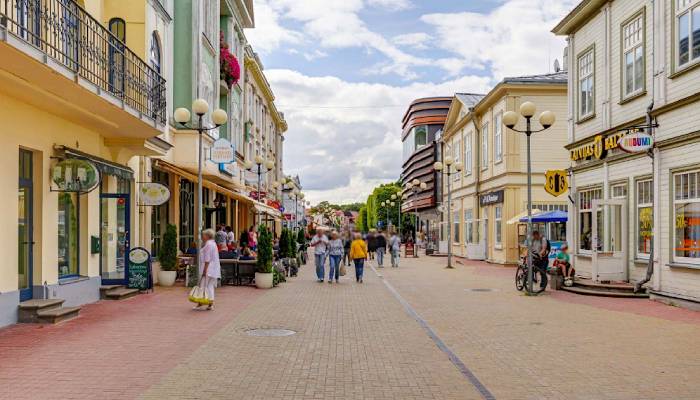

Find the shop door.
xmin=100 ymin=194 xmax=130 ymax=284
xmin=18 ymin=153 xmax=33 ymax=301
xmin=592 ymin=199 xmax=627 ymax=282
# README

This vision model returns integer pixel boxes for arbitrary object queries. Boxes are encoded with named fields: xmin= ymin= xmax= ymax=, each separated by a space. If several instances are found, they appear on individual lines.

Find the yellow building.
xmin=0 ymin=0 xmax=168 ymax=325
xmin=440 ymin=73 xmax=569 ymax=265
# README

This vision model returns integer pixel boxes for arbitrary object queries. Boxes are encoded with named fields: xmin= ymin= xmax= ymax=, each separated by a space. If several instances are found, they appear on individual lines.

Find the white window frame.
xmin=464 ymin=132 xmax=472 ymax=176
xmin=202 ymin=0 xmax=217 ymax=44
xmin=611 ymin=183 xmax=628 ymax=199
xmin=622 ymin=11 xmax=645 ymax=98
xmin=636 ymin=179 xmax=653 ymax=258
xmin=481 ymin=123 xmax=489 ymax=169
xmin=494 ymin=205 xmax=502 ymax=247
xmin=673 ymin=170 xmax=700 ymax=264
xmin=578 ymin=47 xmax=595 ymax=120
xmin=453 ymin=140 xmax=461 ymax=182
xmin=465 ymin=209 xmax=473 ymax=244
xmin=494 ymin=113 xmax=503 ymax=163
xmin=676 ymin=0 xmax=700 ymax=69
xmin=453 ymin=210 xmax=461 ymax=244
xmin=578 ymin=187 xmax=602 ymax=253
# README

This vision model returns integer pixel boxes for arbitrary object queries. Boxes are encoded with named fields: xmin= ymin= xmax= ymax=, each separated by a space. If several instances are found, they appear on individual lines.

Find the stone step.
xmin=100 ymin=285 xmax=125 ymax=299
xmin=573 ymin=279 xmax=637 ymax=292
xmin=36 ymin=306 xmax=81 ymax=324
xmin=561 ymin=285 xmax=649 ymax=298
xmin=104 ymin=287 xmax=140 ymax=301
xmin=18 ymin=299 xmax=65 ymax=323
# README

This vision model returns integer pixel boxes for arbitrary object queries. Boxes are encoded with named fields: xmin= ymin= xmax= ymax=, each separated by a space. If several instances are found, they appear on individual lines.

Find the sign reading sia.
xmin=139 ymin=182 xmax=171 ymax=206
xmin=544 ymin=170 xmax=568 ymax=197
xmin=618 ymin=131 xmax=654 ymax=153
xmin=210 ymin=138 xmax=235 ymax=164
xmin=52 ymin=159 xmax=100 ymax=193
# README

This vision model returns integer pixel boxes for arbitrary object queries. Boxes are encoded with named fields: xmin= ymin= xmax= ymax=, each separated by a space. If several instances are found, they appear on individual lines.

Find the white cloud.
xmin=268 ymin=69 xmax=491 ymax=204
xmin=421 ymin=0 xmax=578 ymax=79
xmin=392 ymin=32 xmax=432 ymax=50
xmin=366 ymin=0 xmax=413 ymax=11
xmin=245 ymin=1 xmax=303 ymax=53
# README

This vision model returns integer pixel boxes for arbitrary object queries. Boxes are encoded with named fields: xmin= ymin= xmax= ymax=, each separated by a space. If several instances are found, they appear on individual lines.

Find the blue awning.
xmin=519 ymin=210 xmax=568 ymax=223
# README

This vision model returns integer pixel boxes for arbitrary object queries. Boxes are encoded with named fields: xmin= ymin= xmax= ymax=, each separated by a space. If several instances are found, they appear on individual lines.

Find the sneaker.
xmin=328 ymin=280 xmax=332 ymax=284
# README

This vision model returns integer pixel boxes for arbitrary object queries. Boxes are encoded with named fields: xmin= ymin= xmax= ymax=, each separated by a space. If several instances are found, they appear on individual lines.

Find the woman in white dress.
xmin=196 ymin=229 xmax=221 ymax=311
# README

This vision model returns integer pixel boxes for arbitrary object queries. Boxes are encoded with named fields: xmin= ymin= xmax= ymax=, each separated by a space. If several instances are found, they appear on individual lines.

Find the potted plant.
xmin=297 ymin=229 xmax=307 ymax=265
xmin=255 ymin=225 xmax=274 ymax=289
xmin=157 ymin=224 xmax=178 ymax=286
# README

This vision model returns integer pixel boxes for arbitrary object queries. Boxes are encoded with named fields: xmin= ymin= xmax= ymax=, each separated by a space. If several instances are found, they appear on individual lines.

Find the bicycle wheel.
xmin=515 ymin=265 xmax=527 ymax=291
xmin=525 ymin=268 xmax=547 ymax=294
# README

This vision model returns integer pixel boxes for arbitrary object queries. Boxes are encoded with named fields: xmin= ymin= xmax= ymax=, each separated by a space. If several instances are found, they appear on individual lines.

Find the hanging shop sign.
xmin=544 ymin=170 xmax=569 ymax=197
xmin=139 ymin=182 xmax=171 ymax=206
xmin=51 ymin=159 xmax=100 ymax=193
xmin=210 ymin=138 xmax=235 ymax=164
xmin=480 ymin=190 xmax=504 ymax=206
xmin=219 ymin=162 xmax=237 ymax=177
xmin=618 ymin=131 xmax=654 ymax=153
xmin=250 ymin=191 xmax=266 ymax=200
xmin=569 ymin=132 xmax=625 ymax=161
xmin=267 ymin=199 xmax=281 ymax=210
xmin=127 ymin=247 xmax=153 ymax=291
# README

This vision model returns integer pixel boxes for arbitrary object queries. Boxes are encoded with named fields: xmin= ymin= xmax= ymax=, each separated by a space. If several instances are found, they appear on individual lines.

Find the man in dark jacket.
xmin=375 ymin=230 xmax=387 ymax=267
xmin=366 ymin=231 xmax=377 ymax=260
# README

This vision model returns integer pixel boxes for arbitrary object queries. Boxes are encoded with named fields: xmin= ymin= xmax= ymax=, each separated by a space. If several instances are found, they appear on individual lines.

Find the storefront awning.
xmin=153 ymin=160 xmax=253 ymax=204
xmin=507 ymin=209 xmax=542 ymax=225
xmin=56 ymin=146 xmax=133 ymax=180
xmin=519 ymin=210 xmax=568 ymax=223
xmin=253 ymin=202 xmax=282 ymax=219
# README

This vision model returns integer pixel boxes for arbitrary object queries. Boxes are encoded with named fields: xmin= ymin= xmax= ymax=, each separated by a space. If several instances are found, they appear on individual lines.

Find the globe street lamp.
xmin=434 ymin=156 xmax=463 ymax=269
xmin=174 ymin=99 xmax=227 ymax=277
xmin=244 ymin=155 xmax=275 ymax=226
xmin=503 ymin=101 xmax=556 ymax=294
xmin=390 ymin=193 xmax=401 ymax=236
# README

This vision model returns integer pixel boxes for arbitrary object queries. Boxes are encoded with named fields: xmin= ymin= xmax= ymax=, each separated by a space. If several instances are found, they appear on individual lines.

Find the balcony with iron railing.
xmin=0 ymin=0 xmax=166 ymax=131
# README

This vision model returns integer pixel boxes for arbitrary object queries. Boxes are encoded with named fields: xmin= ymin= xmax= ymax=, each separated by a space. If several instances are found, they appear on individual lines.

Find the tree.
xmin=158 ymin=224 xmax=178 ymax=271
xmin=364 ymin=183 xmax=402 ymax=231
xmin=256 ymin=225 xmax=273 ymax=273
xmin=357 ymin=206 xmax=369 ymax=233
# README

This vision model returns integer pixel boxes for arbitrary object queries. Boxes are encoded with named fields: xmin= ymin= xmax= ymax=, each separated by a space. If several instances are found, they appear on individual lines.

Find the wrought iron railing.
xmin=1 ymin=0 xmax=166 ymax=124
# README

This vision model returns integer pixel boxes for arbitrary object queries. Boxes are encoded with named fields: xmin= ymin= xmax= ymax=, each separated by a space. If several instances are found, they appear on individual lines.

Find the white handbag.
xmin=188 ymin=278 xmax=212 ymax=305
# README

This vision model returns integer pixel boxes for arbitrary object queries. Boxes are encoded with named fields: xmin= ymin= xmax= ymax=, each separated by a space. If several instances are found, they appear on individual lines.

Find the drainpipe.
xmin=635 ymin=102 xmax=655 ymax=293
xmin=472 ymin=109 xmax=482 ymax=257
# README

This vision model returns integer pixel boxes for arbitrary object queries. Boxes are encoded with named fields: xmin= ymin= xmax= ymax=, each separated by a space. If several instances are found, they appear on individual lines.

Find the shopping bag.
xmin=188 ymin=279 xmax=212 ymax=305
xmin=339 ymin=264 xmax=347 ymax=276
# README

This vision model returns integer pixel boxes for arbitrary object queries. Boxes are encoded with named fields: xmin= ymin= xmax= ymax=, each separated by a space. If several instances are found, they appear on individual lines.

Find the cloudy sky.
xmin=246 ymin=0 xmax=577 ymax=205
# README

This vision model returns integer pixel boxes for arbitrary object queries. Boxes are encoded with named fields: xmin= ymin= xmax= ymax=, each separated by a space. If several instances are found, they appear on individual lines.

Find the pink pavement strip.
xmin=0 ymin=284 xmax=264 ymax=400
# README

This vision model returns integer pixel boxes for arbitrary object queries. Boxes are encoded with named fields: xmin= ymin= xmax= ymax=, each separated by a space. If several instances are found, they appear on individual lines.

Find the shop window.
xmin=481 ymin=124 xmax=489 ymax=169
xmin=179 ymin=179 xmax=195 ymax=252
xmin=622 ymin=12 xmax=645 ymax=97
xmin=676 ymin=0 xmax=700 ymax=68
xmin=465 ymin=209 xmax=473 ymax=244
xmin=578 ymin=188 xmax=602 ymax=251
xmin=637 ymin=179 xmax=653 ymax=257
xmin=464 ymin=133 xmax=472 ymax=176
xmin=494 ymin=205 xmax=502 ymax=246
xmin=151 ymin=170 xmax=170 ymax=258
xmin=578 ymin=47 xmax=594 ymax=120
xmin=673 ymin=170 xmax=700 ymax=262
xmin=58 ymin=193 xmax=79 ymax=278
xmin=453 ymin=211 xmax=460 ymax=243
xmin=494 ymin=113 xmax=502 ymax=163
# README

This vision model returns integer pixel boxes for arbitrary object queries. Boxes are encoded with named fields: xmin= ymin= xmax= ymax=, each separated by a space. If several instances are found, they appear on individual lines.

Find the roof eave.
xmin=552 ymin=0 xmax=607 ymax=35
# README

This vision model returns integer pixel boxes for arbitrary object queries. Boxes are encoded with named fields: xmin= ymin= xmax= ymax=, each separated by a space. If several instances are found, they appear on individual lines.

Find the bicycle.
xmin=515 ymin=255 xmax=547 ymax=294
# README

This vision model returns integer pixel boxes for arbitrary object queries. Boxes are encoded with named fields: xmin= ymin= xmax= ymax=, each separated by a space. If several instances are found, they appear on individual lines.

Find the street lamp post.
xmin=405 ymin=179 xmax=426 ymax=258
xmin=174 ymin=100 xmax=228 ymax=278
xmin=391 ymin=193 xmax=400 ymax=235
xmin=244 ymin=155 xmax=275 ymax=227
xmin=503 ymin=102 xmax=555 ymax=294
xmin=433 ymin=157 xmax=463 ymax=269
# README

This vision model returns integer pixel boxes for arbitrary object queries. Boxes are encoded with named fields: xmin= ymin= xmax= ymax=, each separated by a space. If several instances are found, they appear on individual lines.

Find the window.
xmin=465 ymin=209 xmax=474 ymax=244
xmin=673 ymin=170 xmax=700 ymax=262
xmin=179 ymin=178 xmax=195 ymax=252
xmin=578 ymin=48 xmax=594 ymax=119
xmin=58 ymin=193 xmax=79 ymax=278
xmin=494 ymin=114 xmax=503 ymax=162
xmin=414 ymin=126 xmax=427 ymax=148
xmin=637 ymin=179 xmax=653 ymax=256
xmin=611 ymin=183 xmax=628 ymax=199
xmin=151 ymin=170 xmax=170 ymax=258
xmin=494 ymin=205 xmax=502 ymax=245
xmin=481 ymin=124 xmax=489 ymax=169
xmin=622 ymin=13 xmax=645 ymax=97
xmin=578 ymin=188 xmax=602 ymax=251
xmin=677 ymin=0 xmax=700 ymax=67
xmin=203 ymin=0 xmax=216 ymax=43
xmin=453 ymin=140 xmax=460 ymax=181
xmin=464 ymin=133 xmax=472 ymax=176
xmin=150 ymin=32 xmax=162 ymax=74
xmin=535 ymin=203 xmax=569 ymax=212
xmin=108 ymin=18 xmax=126 ymax=42
xmin=453 ymin=211 xmax=460 ymax=243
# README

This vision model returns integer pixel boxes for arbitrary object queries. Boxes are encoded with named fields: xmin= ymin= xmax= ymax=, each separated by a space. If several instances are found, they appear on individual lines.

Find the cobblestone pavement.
xmin=3 ymin=254 xmax=700 ymax=399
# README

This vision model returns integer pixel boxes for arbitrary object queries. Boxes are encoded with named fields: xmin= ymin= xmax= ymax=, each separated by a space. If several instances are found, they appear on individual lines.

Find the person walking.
xmin=349 ymin=232 xmax=368 ymax=283
xmin=375 ymin=230 xmax=387 ymax=268
xmin=366 ymin=230 xmax=377 ymax=260
xmin=328 ymin=231 xmax=343 ymax=284
xmin=195 ymin=229 xmax=220 ymax=311
xmin=343 ymin=231 xmax=352 ymax=266
xmin=310 ymin=229 xmax=329 ymax=282
xmin=388 ymin=230 xmax=401 ymax=268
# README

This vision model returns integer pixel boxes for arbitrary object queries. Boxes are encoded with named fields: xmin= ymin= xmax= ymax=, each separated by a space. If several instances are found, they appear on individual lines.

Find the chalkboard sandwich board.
xmin=128 ymin=247 xmax=153 ymax=291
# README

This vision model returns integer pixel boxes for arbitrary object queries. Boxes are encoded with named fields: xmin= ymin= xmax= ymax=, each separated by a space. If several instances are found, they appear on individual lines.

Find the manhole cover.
xmin=465 ymin=288 xmax=496 ymax=292
xmin=245 ymin=328 xmax=297 ymax=337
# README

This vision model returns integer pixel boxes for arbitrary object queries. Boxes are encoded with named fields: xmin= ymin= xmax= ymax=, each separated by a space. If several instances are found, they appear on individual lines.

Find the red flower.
xmin=220 ymin=31 xmax=240 ymax=88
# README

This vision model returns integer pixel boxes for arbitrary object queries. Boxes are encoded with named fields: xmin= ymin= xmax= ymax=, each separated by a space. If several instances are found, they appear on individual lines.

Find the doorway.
xmin=100 ymin=194 xmax=130 ymax=285
xmin=592 ymin=199 xmax=627 ymax=282
xmin=18 ymin=150 xmax=34 ymax=301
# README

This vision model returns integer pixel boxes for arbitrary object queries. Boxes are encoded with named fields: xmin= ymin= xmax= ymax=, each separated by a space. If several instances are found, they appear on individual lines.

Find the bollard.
xmin=549 ymin=266 xmax=563 ymax=290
